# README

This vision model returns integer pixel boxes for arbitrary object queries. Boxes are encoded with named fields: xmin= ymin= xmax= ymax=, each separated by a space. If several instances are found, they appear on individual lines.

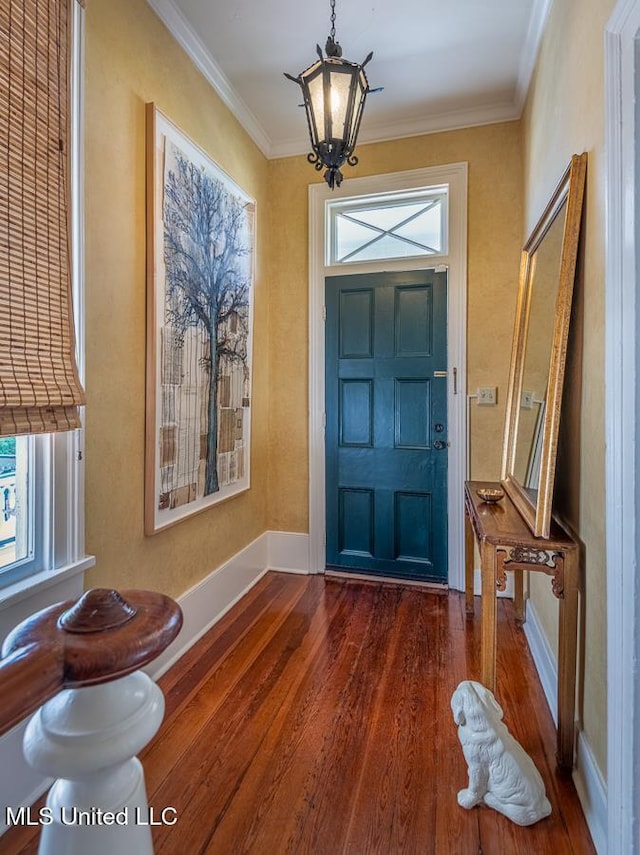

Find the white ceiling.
xmin=147 ymin=0 xmax=551 ymax=159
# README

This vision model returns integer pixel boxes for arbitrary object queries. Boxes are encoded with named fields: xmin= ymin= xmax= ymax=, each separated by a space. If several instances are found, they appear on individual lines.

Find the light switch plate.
xmin=477 ymin=386 xmax=497 ymax=405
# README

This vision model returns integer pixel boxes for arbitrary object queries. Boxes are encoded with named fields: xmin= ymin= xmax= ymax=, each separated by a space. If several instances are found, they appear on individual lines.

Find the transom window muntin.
xmin=327 ymin=188 xmax=448 ymax=266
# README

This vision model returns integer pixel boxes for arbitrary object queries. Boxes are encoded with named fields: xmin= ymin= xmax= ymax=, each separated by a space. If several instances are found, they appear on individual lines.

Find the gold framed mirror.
xmin=501 ymin=153 xmax=587 ymax=538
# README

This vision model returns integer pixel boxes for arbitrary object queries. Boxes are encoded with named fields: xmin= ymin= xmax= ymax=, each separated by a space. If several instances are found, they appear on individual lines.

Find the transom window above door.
xmin=327 ymin=188 xmax=448 ymax=265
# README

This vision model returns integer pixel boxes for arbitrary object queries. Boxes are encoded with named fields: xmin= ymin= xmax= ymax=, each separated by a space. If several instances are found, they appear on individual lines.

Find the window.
xmin=0 ymin=0 xmax=87 ymax=597
xmin=0 ymin=437 xmax=32 ymax=583
xmin=327 ymin=188 xmax=448 ymax=265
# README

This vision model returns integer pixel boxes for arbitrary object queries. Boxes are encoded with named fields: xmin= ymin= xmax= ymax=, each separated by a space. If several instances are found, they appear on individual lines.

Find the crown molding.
xmin=146 ymin=0 xmax=273 ymax=157
xmin=515 ymin=0 xmax=554 ymax=112
xmin=270 ymin=99 xmax=520 ymax=159
xmin=147 ymin=0 xmax=538 ymax=162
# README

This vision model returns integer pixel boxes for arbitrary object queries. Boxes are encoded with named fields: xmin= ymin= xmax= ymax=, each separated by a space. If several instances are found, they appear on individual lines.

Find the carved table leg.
xmin=557 ymin=551 xmax=579 ymax=769
xmin=480 ymin=541 xmax=498 ymax=692
xmin=465 ymin=511 xmax=475 ymax=615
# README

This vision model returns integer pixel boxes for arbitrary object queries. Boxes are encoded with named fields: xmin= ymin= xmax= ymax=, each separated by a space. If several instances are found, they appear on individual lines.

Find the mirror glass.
xmin=501 ymin=154 xmax=587 ymax=538
xmin=512 ymin=199 xmax=567 ymax=490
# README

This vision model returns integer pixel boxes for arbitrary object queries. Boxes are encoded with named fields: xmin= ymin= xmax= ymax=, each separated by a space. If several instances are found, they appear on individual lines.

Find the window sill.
xmin=0 ymin=556 xmax=95 ymax=614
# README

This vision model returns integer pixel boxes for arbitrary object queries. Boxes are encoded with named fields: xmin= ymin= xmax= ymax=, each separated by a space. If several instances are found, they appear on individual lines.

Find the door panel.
xmin=395 ymin=491 xmax=432 ymax=563
xmin=395 ymin=379 xmax=430 ymax=448
xmin=395 ymin=285 xmax=433 ymax=355
xmin=340 ymin=290 xmax=374 ymax=357
xmin=325 ymin=270 xmax=448 ymax=583
xmin=340 ymin=380 xmax=373 ymax=446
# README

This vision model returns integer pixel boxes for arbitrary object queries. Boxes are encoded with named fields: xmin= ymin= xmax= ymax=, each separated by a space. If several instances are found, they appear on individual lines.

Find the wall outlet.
xmin=477 ymin=386 xmax=497 ymax=405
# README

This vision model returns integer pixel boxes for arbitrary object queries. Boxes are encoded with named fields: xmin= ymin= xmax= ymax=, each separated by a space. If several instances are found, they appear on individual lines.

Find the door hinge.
xmin=322 ymin=305 xmax=327 ymax=321
xmin=322 ymin=412 xmax=326 ymax=429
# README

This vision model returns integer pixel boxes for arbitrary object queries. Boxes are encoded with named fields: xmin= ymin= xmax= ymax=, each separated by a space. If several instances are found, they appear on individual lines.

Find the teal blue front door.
xmin=325 ymin=270 xmax=448 ymax=583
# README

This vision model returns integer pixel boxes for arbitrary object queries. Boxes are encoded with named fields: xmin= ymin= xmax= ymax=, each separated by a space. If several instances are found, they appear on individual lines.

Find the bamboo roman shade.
xmin=0 ymin=0 xmax=85 ymax=436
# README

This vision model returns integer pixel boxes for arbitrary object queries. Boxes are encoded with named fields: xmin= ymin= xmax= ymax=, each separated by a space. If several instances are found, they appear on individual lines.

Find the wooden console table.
xmin=464 ymin=480 xmax=580 ymax=769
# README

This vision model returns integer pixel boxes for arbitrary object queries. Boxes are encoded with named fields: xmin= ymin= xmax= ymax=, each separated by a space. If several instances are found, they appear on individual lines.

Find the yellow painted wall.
xmin=267 ymin=122 xmax=524 ymax=531
xmin=521 ymin=0 xmax=614 ymax=773
xmin=83 ymin=0 xmax=270 ymax=597
xmin=83 ymin=0 xmax=605 ymax=778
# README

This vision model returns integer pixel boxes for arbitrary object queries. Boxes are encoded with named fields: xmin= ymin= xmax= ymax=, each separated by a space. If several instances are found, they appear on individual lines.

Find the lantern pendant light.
xmin=285 ymin=0 xmax=380 ymax=189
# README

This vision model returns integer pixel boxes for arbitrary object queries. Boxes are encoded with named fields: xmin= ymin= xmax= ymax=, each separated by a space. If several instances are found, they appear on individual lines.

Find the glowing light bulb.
xmin=330 ymin=87 xmax=343 ymax=114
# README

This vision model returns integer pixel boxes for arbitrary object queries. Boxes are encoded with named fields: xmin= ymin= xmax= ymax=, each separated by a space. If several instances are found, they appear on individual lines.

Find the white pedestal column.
xmin=23 ymin=670 xmax=165 ymax=855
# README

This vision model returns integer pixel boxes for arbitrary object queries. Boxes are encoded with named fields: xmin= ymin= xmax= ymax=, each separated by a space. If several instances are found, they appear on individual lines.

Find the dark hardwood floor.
xmin=1 ymin=571 xmax=596 ymax=854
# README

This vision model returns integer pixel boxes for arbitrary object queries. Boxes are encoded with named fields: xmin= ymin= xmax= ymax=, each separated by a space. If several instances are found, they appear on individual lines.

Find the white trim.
xmin=145 ymin=0 xmax=271 ymax=157
xmin=522 ymin=598 xmax=558 ymax=724
xmin=605 ymin=3 xmax=640 ymax=854
xmin=267 ymin=531 xmax=310 ymax=574
xmin=0 ymin=556 xmax=94 ymax=617
xmin=70 ymin=0 xmax=87 ymax=566
xmin=524 ymin=600 xmax=607 ymax=855
xmin=149 ymin=532 xmax=270 ymax=680
xmin=574 ymin=731 xmax=608 ymax=855
xmin=270 ymin=103 xmax=519 ymax=160
xmin=149 ymin=530 xmax=310 ymax=680
xmin=515 ymin=0 xmax=554 ymax=112
xmin=145 ymin=0 xmax=545 ymax=161
xmin=308 ymin=164 xmax=468 ymax=590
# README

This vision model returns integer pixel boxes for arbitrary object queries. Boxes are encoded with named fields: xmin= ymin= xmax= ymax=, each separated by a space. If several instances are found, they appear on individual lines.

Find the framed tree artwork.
xmin=145 ymin=104 xmax=255 ymax=534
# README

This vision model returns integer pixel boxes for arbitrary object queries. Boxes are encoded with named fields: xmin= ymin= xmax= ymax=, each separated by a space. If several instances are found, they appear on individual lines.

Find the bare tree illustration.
xmin=163 ymin=146 xmax=251 ymax=495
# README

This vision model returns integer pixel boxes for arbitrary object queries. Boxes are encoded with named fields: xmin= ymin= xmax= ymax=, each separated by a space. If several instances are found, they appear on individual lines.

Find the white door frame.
xmin=605 ymin=3 xmax=640 ymax=853
xmin=308 ymin=163 xmax=468 ymax=589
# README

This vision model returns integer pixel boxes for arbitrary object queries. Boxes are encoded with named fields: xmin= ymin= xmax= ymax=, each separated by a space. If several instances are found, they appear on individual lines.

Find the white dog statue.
xmin=451 ymin=680 xmax=552 ymax=826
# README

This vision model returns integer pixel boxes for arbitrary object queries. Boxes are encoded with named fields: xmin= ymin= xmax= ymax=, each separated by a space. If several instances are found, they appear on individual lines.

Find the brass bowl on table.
xmin=476 ymin=487 xmax=504 ymax=504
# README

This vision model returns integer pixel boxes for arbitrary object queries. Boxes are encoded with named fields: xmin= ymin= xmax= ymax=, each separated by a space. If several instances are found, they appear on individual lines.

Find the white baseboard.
xmin=573 ymin=730 xmax=608 ymax=855
xmin=267 ymin=531 xmax=310 ymax=574
xmin=524 ymin=600 xmax=607 ymax=855
xmin=522 ymin=599 xmax=558 ymax=722
xmin=148 ymin=531 xmax=271 ymax=680
xmin=150 ymin=530 xmax=311 ymax=680
xmin=150 ymin=530 xmax=313 ymax=680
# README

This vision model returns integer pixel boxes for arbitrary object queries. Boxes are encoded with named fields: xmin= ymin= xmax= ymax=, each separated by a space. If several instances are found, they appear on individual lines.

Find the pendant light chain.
xmin=330 ymin=0 xmax=336 ymax=41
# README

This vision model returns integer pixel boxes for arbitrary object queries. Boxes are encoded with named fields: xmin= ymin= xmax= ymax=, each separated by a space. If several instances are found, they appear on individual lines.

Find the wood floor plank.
xmin=151 ymin=577 xmax=338 ymax=854
xmin=340 ymin=587 xmax=439 ymax=855
xmin=278 ymin=584 xmax=405 ymax=855
xmin=0 ymin=572 xmax=596 ymax=855
xmin=434 ymin=593 xmax=484 ymax=855
xmin=208 ymin=581 xmax=400 ymax=855
xmin=143 ymin=572 xmax=311 ymax=792
xmin=159 ymin=571 xmax=304 ymax=718
xmin=196 ymin=579 xmax=371 ymax=854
